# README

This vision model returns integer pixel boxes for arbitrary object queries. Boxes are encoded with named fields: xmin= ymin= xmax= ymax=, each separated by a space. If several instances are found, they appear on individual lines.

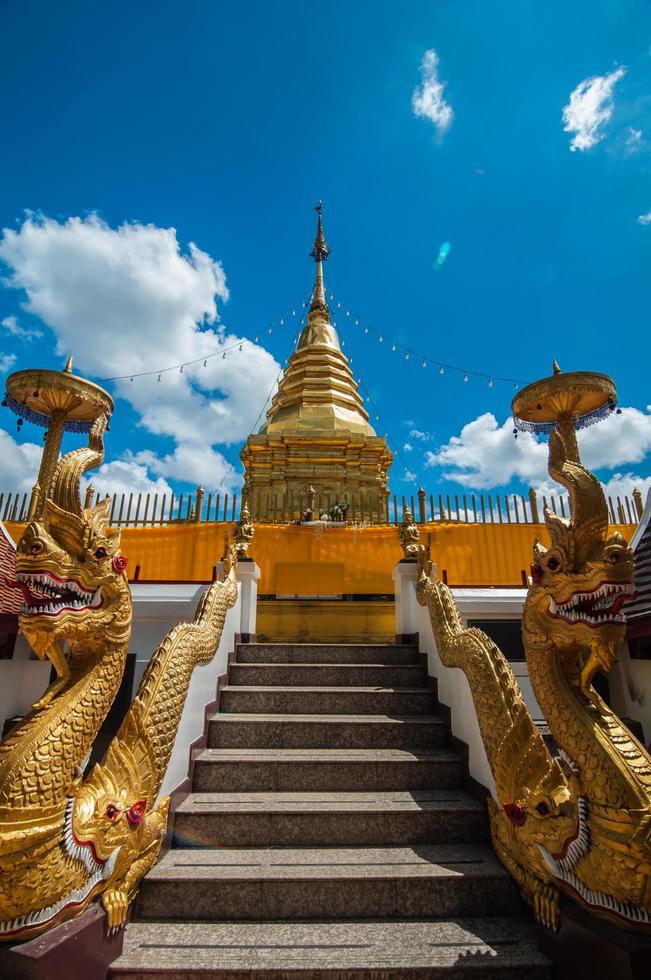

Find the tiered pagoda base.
xmin=241 ymin=431 xmax=392 ymax=522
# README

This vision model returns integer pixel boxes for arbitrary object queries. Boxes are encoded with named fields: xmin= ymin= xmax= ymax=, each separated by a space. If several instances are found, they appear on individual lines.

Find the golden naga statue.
xmin=417 ymin=430 xmax=651 ymax=931
xmin=0 ymin=416 xmax=238 ymax=940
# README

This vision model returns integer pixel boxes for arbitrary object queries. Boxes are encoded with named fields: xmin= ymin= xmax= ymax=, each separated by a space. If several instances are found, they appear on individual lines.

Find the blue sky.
xmin=0 ymin=0 xmax=650 ymax=506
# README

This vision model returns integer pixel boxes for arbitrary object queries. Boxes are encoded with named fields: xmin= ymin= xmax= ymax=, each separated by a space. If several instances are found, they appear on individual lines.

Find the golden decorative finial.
xmin=64 ymin=355 xmax=74 ymax=374
xmin=310 ymin=201 xmax=330 ymax=263
xmin=309 ymin=202 xmax=330 ymax=315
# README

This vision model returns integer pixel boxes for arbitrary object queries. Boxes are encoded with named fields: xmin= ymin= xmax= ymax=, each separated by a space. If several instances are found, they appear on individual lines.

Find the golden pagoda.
xmin=240 ymin=204 xmax=393 ymax=522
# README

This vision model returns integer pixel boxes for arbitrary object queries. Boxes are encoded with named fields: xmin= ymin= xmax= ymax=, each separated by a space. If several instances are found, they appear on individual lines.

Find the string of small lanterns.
xmin=94 ymin=288 xmax=524 ymax=392
xmin=327 ymin=291 xmax=524 ymax=390
xmin=98 ymin=298 xmax=311 ymax=384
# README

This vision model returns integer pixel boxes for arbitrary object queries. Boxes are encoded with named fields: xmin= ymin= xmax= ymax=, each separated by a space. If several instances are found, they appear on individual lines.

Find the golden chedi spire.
xmin=260 ymin=203 xmax=375 ymax=436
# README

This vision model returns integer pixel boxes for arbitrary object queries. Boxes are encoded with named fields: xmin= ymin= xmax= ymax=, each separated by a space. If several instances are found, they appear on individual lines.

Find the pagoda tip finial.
xmin=310 ymin=201 xmax=330 ymax=264
xmin=552 ymin=360 xmax=561 ymax=375
xmin=64 ymin=354 xmax=74 ymax=374
xmin=308 ymin=202 xmax=330 ymax=315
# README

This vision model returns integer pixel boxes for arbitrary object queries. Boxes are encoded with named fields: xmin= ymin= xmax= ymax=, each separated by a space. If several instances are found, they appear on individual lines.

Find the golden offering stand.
xmin=3 ymin=355 xmax=113 ymax=518
xmin=512 ymin=360 xmax=618 ymax=462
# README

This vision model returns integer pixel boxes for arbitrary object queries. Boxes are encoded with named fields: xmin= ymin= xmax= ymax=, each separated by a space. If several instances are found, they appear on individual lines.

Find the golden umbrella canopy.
xmin=4 ymin=356 xmax=113 ymax=517
xmin=511 ymin=361 xmax=618 ymax=463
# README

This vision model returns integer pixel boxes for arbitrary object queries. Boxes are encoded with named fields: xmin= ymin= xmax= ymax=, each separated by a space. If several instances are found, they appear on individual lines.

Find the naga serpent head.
xmin=72 ymin=709 xmax=168 ymax=929
xmin=14 ymin=416 xmax=131 ymax=652
xmin=524 ymin=430 xmax=636 ymax=693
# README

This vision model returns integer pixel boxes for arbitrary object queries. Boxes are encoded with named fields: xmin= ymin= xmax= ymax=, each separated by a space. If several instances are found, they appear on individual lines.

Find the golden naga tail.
xmin=74 ymin=540 xmax=239 ymax=932
xmin=0 ymin=401 xmax=239 ymax=941
xmin=415 ymin=550 xmax=573 ymax=930
xmin=417 ymin=428 xmax=651 ymax=932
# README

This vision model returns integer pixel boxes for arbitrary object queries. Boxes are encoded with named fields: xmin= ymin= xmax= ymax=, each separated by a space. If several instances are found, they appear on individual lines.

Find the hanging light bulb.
xmin=130 ymin=377 xmax=134 ymax=382
xmin=463 ymin=374 xmax=469 ymax=382
xmin=292 ymin=309 xmax=296 ymax=316
xmin=239 ymin=344 xmax=243 ymax=351
xmin=337 ymin=301 xmax=341 ymax=308
xmin=268 ymin=326 xmax=272 ymax=334
xmin=439 ymin=366 xmax=444 ymax=375
xmin=514 ymin=383 xmax=519 ymax=390
xmin=355 ymin=319 xmax=359 ymax=325
xmin=391 ymin=343 xmax=396 ymax=352
xmin=346 ymin=310 xmax=350 ymax=316
xmin=203 ymin=360 xmax=207 ymax=367
xmin=364 ymin=325 xmax=369 ymax=333
xmin=422 ymin=359 xmax=427 ymax=368
xmin=379 ymin=335 xmax=383 ymax=343
xmin=180 ymin=365 xmax=184 ymax=374
xmin=255 ymin=335 xmax=259 ymax=343
xmin=280 ymin=318 xmax=284 ymax=325
xmin=157 ymin=373 xmax=161 ymax=382
xmin=329 ymin=293 xmax=334 ymax=300
xmin=488 ymin=378 xmax=493 ymax=388
xmin=405 ymin=352 xmax=410 ymax=360
xmin=222 ymin=352 xmax=226 ymax=359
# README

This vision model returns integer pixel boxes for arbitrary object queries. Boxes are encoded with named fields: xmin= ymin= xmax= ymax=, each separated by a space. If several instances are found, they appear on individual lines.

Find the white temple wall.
xmin=609 ymin=645 xmax=651 ymax=744
xmin=0 ymin=635 xmax=50 ymax=731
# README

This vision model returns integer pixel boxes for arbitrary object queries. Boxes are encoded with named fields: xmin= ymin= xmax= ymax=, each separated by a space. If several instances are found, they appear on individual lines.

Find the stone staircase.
xmin=110 ymin=641 xmax=550 ymax=978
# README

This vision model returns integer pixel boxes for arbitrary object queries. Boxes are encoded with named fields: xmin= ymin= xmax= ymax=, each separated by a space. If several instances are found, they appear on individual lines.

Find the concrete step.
xmin=228 ymin=663 xmax=427 ymax=687
xmin=135 ymin=844 xmax=521 ymax=922
xmin=237 ymin=642 xmax=421 ymax=665
xmin=172 ymin=790 xmax=487 ymax=847
xmin=207 ymin=713 xmax=448 ymax=749
xmin=192 ymin=747 xmax=464 ymax=793
xmin=111 ymin=917 xmax=551 ymax=978
xmin=219 ymin=685 xmax=435 ymax=716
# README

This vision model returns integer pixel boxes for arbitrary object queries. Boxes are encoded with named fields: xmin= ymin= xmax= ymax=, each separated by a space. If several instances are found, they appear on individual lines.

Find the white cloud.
xmin=403 ymin=442 xmax=413 ymax=452
xmin=1 ymin=314 xmax=42 ymax=341
xmin=0 ymin=429 xmax=43 ymax=493
xmin=133 ymin=444 xmax=240 ymax=491
xmin=412 ymin=49 xmax=453 ymax=136
xmin=425 ymin=413 xmax=547 ymax=488
xmin=86 ymin=458 xmax=173 ymax=499
xmin=537 ymin=472 xmax=651 ymax=508
xmin=0 ymin=353 xmax=16 ymax=373
xmin=0 ymin=427 xmax=214 ymax=501
xmin=626 ymin=127 xmax=643 ymax=150
xmin=0 ymin=214 xmax=281 ymax=487
xmin=409 ymin=429 xmax=431 ymax=441
xmin=425 ymin=406 xmax=651 ymax=489
xmin=578 ymin=405 xmax=651 ymax=469
xmin=562 ymin=66 xmax=626 ymax=151
xmin=637 ymin=211 xmax=651 ymax=225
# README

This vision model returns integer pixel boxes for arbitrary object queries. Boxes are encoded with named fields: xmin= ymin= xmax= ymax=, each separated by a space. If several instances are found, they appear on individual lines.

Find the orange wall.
xmin=5 ymin=520 xmax=635 ymax=592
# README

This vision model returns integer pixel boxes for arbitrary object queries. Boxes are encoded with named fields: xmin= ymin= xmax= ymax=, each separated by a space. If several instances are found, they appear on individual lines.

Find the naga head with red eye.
xmin=126 ymin=800 xmax=147 ymax=825
xmin=104 ymin=803 xmax=121 ymax=822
